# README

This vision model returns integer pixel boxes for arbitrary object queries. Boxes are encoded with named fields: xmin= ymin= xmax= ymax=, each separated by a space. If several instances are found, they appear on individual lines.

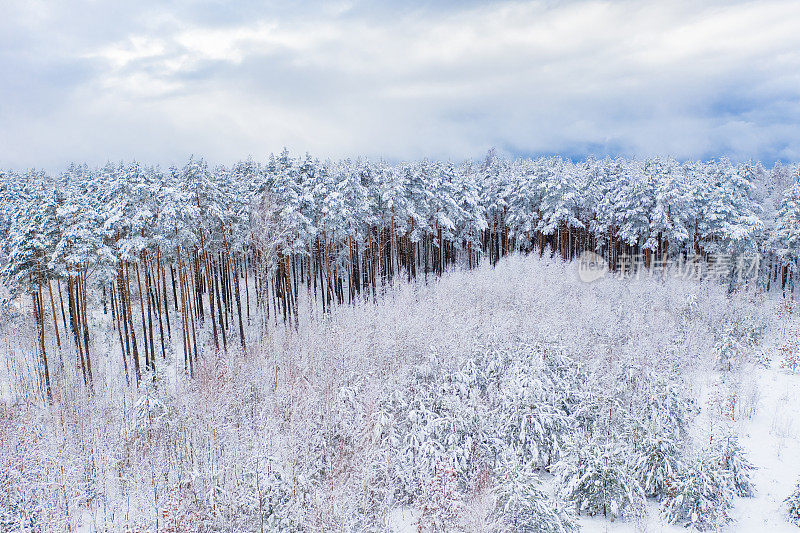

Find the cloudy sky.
xmin=2 ymin=0 xmax=800 ymax=170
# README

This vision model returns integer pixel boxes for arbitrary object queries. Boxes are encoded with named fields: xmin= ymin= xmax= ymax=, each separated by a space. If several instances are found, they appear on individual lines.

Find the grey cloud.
xmin=2 ymin=0 xmax=800 ymax=170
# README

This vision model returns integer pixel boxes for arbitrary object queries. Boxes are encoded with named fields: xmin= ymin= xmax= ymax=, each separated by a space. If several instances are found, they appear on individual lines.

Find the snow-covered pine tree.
xmin=660 ymin=444 xmax=740 ymax=531
xmin=633 ymin=433 xmax=682 ymax=498
xmin=771 ymin=178 xmax=800 ymax=287
xmin=537 ymin=159 xmax=585 ymax=261
xmin=557 ymin=440 xmax=645 ymax=520
xmin=786 ymin=480 xmax=800 ymax=526
xmin=491 ymin=456 xmax=577 ymax=533
xmin=711 ymin=434 xmax=755 ymax=498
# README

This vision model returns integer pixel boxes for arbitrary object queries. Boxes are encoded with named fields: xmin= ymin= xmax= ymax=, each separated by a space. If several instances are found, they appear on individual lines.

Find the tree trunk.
xmin=46 ymin=279 xmax=61 ymax=349
xmin=124 ymin=263 xmax=142 ymax=384
xmin=214 ymin=259 xmax=228 ymax=354
xmin=111 ymin=277 xmax=130 ymax=385
xmin=34 ymin=278 xmax=52 ymax=404
xmin=67 ymin=274 xmax=88 ymax=387
xmin=159 ymin=253 xmax=171 ymax=340
xmin=135 ymin=262 xmax=151 ymax=374
xmin=57 ymin=279 xmax=69 ymax=344
xmin=79 ymin=268 xmax=93 ymax=388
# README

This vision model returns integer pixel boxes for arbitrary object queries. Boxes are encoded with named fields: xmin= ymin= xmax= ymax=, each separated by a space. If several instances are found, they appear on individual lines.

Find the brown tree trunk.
xmin=135 ymin=262 xmax=151 ymax=374
xmin=182 ymin=252 xmax=198 ymax=370
xmin=214 ymin=259 xmax=228 ymax=354
xmin=68 ymin=274 xmax=88 ymax=387
xmin=80 ymin=268 xmax=93 ymax=388
xmin=177 ymin=252 xmax=191 ymax=372
xmin=124 ymin=263 xmax=142 ymax=384
xmin=111 ymin=278 xmax=130 ymax=385
xmin=34 ymin=273 xmax=52 ymax=403
xmin=244 ymin=252 xmax=251 ymax=323
xmin=46 ymin=279 xmax=61 ymax=349
xmin=159 ymin=253 xmax=171 ymax=340
xmin=56 ymin=279 xmax=68 ymax=343
xmin=222 ymin=230 xmax=246 ymax=351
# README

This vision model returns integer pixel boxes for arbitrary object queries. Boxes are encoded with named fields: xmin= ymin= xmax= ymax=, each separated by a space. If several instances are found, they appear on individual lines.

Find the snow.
xmin=574 ymin=304 xmax=800 ymax=532
xmin=383 ymin=284 xmax=800 ymax=533
xmin=579 ymin=501 xmax=684 ymax=533
xmin=388 ymin=349 xmax=800 ymax=532
xmin=1 ymin=145 xmax=800 ymax=532
xmin=387 ymin=507 xmax=421 ymax=532
xmin=733 ymin=341 xmax=800 ymax=531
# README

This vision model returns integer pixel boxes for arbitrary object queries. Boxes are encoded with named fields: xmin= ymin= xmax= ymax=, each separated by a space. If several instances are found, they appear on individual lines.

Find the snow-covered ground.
xmin=557 ymin=304 xmax=800 ymax=533
xmin=372 ymin=263 xmax=800 ymax=533
xmin=575 ymin=302 xmax=800 ymax=533
xmin=732 ymin=337 xmax=800 ymax=531
xmin=2 ymin=254 xmax=799 ymax=531
xmin=389 ymin=356 xmax=800 ymax=533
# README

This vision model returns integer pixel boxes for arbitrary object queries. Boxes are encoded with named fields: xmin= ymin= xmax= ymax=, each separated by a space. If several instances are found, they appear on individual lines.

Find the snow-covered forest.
xmin=2 ymin=152 xmax=800 ymax=531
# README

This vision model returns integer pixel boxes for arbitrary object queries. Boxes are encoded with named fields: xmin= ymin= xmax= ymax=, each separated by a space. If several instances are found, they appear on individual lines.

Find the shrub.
xmin=417 ymin=462 xmax=465 ymax=533
xmin=496 ymin=359 xmax=575 ymax=470
xmin=0 ymin=467 xmax=40 ymax=532
xmin=558 ymin=441 xmax=644 ymax=520
xmin=661 ymin=455 xmax=733 ymax=531
xmin=711 ymin=435 xmax=755 ymax=498
xmin=633 ymin=433 xmax=682 ymax=498
xmin=491 ymin=459 xmax=577 ymax=533
xmin=713 ymin=325 xmax=748 ymax=371
xmin=779 ymin=327 xmax=800 ymax=371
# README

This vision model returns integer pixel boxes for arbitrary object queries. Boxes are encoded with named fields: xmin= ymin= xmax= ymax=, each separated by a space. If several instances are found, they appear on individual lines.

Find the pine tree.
xmin=491 ymin=456 xmax=577 ymax=533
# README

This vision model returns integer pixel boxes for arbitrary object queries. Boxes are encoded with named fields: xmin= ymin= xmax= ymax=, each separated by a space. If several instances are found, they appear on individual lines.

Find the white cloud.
xmin=2 ymin=0 xmax=800 ymax=169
